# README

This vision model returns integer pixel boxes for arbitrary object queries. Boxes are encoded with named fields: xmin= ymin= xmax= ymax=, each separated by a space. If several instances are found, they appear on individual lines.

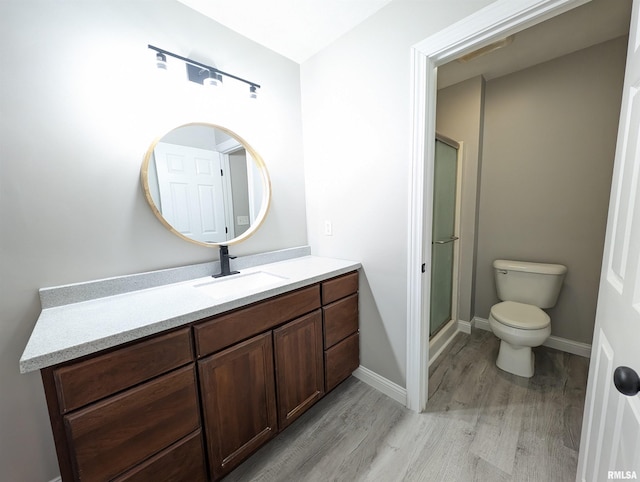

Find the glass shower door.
xmin=430 ymin=138 xmax=459 ymax=337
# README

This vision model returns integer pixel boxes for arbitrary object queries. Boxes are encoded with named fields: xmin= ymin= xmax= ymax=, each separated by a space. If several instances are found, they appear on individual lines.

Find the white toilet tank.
xmin=493 ymin=259 xmax=567 ymax=309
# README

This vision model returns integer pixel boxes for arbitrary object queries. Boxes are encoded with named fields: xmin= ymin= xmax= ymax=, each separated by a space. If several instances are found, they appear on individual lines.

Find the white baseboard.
xmin=352 ymin=365 xmax=407 ymax=406
xmin=473 ymin=316 xmax=591 ymax=358
xmin=48 ymin=477 xmax=61 ymax=482
xmin=458 ymin=319 xmax=472 ymax=334
xmin=428 ymin=318 xmax=457 ymax=365
xmin=472 ymin=316 xmax=491 ymax=332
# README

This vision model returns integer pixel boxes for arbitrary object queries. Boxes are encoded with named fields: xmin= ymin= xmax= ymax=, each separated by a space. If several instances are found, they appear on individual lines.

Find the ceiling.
xmin=176 ymin=0 xmax=394 ymax=63
xmin=438 ymin=0 xmax=632 ymax=89
xmin=176 ymin=0 xmax=631 ymax=86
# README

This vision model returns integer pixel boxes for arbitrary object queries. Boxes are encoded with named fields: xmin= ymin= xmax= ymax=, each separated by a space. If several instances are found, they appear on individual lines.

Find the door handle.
xmin=432 ymin=236 xmax=459 ymax=245
xmin=613 ymin=366 xmax=640 ymax=396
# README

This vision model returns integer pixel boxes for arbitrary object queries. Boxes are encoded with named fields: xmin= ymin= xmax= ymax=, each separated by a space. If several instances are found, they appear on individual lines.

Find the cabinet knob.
xmin=613 ymin=366 xmax=640 ymax=396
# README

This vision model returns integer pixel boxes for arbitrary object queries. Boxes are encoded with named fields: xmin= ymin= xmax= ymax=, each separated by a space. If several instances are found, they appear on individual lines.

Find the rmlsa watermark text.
xmin=608 ymin=471 xmax=638 ymax=480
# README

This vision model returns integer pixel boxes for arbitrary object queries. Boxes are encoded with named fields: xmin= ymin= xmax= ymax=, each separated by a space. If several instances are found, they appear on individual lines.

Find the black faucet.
xmin=213 ymin=245 xmax=240 ymax=278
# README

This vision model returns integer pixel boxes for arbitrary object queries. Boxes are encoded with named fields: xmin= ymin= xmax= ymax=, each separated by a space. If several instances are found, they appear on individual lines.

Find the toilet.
xmin=488 ymin=259 xmax=567 ymax=378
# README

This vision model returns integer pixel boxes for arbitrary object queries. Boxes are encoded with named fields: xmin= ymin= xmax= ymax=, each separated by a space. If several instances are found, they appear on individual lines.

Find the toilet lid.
xmin=491 ymin=301 xmax=550 ymax=330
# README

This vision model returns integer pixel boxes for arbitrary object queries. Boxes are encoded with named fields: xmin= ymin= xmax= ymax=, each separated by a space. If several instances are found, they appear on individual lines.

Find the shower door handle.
xmin=432 ymin=236 xmax=459 ymax=245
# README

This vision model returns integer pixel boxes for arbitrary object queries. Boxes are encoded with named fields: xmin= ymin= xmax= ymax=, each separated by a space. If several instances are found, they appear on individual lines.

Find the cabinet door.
xmin=198 ymin=332 xmax=277 ymax=480
xmin=273 ymin=310 xmax=324 ymax=430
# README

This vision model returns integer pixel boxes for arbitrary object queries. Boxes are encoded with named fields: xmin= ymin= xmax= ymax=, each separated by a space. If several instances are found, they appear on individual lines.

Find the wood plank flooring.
xmin=225 ymin=329 xmax=590 ymax=481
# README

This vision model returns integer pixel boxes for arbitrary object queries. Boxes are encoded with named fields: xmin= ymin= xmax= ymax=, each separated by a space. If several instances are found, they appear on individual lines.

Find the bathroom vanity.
xmin=20 ymin=253 xmax=360 ymax=481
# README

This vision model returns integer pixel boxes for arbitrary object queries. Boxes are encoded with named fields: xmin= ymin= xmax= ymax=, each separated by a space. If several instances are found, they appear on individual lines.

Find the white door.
xmin=577 ymin=1 xmax=640 ymax=480
xmin=154 ymin=142 xmax=229 ymax=243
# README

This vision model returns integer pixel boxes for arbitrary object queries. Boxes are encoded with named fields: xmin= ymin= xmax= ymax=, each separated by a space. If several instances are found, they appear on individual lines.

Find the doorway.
xmin=406 ymin=0 xmax=615 ymax=412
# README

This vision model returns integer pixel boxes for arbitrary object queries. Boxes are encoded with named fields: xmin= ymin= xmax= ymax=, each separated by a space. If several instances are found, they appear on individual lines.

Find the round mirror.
xmin=141 ymin=123 xmax=271 ymax=247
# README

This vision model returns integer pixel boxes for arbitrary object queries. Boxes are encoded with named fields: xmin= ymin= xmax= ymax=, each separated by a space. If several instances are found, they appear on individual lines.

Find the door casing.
xmin=406 ymin=0 xmax=592 ymax=412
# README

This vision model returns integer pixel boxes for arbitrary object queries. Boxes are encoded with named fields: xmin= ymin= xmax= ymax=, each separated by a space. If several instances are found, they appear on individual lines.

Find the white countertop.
xmin=20 ymin=255 xmax=360 ymax=373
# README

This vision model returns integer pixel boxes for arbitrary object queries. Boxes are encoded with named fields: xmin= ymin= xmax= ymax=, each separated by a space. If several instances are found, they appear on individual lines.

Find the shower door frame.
xmin=430 ymin=134 xmax=462 ymax=339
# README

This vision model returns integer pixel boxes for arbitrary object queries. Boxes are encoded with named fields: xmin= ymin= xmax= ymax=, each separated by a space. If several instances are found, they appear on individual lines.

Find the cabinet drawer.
xmin=323 ymin=293 xmax=358 ymax=349
xmin=64 ymin=365 xmax=200 ymax=482
xmin=54 ymin=328 xmax=193 ymax=413
xmin=324 ymin=333 xmax=359 ymax=392
xmin=112 ymin=430 xmax=207 ymax=482
xmin=321 ymin=271 xmax=358 ymax=305
xmin=194 ymin=284 xmax=321 ymax=357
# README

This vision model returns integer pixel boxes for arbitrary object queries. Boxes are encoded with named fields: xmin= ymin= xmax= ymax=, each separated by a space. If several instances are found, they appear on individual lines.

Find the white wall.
xmin=301 ymin=0 xmax=496 ymax=388
xmin=0 ymin=1 xmax=305 ymax=480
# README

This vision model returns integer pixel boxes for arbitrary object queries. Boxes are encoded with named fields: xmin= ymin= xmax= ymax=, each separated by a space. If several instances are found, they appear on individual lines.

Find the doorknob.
xmin=613 ymin=366 xmax=640 ymax=396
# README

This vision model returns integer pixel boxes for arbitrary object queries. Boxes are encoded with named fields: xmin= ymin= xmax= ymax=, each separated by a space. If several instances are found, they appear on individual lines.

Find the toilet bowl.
xmin=488 ymin=301 xmax=551 ymax=378
xmin=488 ymin=260 xmax=566 ymax=378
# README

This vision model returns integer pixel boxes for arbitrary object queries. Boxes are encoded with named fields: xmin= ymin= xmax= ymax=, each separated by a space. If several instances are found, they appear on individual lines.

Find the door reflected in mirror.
xmin=141 ymin=123 xmax=271 ymax=247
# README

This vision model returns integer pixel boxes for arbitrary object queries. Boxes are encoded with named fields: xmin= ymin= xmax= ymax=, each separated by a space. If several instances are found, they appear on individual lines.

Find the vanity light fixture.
xmin=203 ymin=70 xmax=222 ymax=88
xmin=155 ymin=52 xmax=167 ymax=70
xmin=148 ymin=44 xmax=260 ymax=97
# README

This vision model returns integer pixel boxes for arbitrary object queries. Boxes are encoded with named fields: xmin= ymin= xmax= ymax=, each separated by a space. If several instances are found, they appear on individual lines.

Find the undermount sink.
xmin=193 ymin=271 xmax=288 ymax=300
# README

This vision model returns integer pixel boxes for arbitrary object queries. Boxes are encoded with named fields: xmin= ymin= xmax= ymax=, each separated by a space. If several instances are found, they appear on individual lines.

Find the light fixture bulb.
xmin=249 ymin=85 xmax=257 ymax=99
xmin=203 ymin=72 xmax=218 ymax=87
xmin=156 ymin=52 xmax=167 ymax=70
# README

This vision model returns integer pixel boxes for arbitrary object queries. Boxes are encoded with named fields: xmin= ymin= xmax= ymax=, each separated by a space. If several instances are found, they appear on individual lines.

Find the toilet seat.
xmin=490 ymin=301 xmax=550 ymax=330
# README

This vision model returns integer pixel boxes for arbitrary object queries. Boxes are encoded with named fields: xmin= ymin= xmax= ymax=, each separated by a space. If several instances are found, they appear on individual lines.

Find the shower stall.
xmin=430 ymin=136 xmax=460 ymax=337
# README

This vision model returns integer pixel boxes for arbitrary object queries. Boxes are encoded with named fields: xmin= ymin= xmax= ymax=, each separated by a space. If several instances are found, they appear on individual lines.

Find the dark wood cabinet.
xmin=197 ymin=294 xmax=326 ymax=479
xmin=194 ymin=285 xmax=321 ymax=357
xmin=274 ymin=309 xmax=324 ymax=429
xmin=325 ymin=332 xmax=360 ymax=392
xmin=111 ymin=430 xmax=207 ymax=482
xmin=64 ymin=366 xmax=201 ymax=481
xmin=198 ymin=332 xmax=277 ymax=480
xmin=53 ymin=328 xmax=193 ymax=413
xmin=42 ymin=270 xmax=358 ymax=482
xmin=321 ymin=273 xmax=360 ymax=392
xmin=42 ymin=329 xmax=206 ymax=482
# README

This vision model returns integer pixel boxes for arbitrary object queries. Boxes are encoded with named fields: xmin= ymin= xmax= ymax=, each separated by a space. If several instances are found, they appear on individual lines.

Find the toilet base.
xmin=496 ymin=340 xmax=535 ymax=378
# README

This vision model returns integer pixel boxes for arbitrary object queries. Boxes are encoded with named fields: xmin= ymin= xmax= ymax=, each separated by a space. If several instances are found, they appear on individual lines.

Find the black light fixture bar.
xmin=148 ymin=44 xmax=260 ymax=90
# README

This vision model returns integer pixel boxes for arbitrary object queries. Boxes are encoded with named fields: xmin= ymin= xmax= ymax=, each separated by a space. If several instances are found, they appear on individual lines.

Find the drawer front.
xmin=324 ymin=333 xmax=360 ymax=392
xmin=64 ymin=365 xmax=200 ymax=482
xmin=323 ymin=293 xmax=358 ymax=349
xmin=112 ymin=430 xmax=207 ymax=482
xmin=54 ymin=328 xmax=193 ymax=413
xmin=321 ymin=271 xmax=358 ymax=305
xmin=194 ymin=284 xmax=321 ymax=357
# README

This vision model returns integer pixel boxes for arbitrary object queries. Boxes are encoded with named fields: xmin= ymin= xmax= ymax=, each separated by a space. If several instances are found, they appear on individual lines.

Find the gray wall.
xmin=475 ymin=36 xmax=627 ymax=344
xmin=436 ymin=76 xmax=485 ymax=323
xmin=0 ymin=2 xmax=305 ymax=480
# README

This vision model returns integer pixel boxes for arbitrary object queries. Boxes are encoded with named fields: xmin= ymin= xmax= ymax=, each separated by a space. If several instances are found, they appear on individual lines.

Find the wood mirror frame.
xmin=141 ymin=123 xmax=271 ymax=247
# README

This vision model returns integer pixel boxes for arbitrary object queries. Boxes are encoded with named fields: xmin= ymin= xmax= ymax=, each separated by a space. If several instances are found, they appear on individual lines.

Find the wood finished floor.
xmin=225 ymin=329 xmax=590 ymax=482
